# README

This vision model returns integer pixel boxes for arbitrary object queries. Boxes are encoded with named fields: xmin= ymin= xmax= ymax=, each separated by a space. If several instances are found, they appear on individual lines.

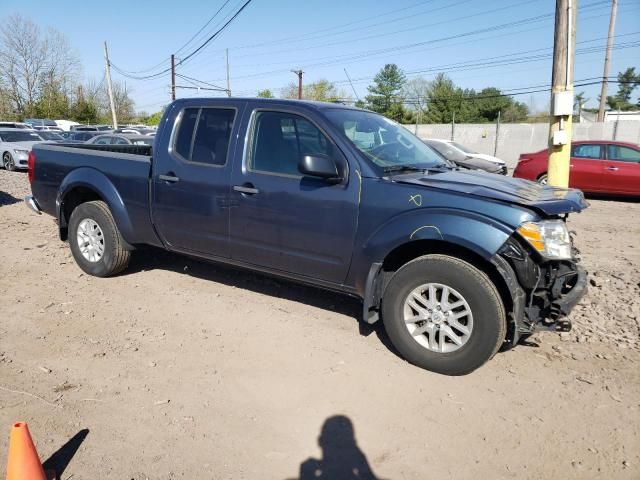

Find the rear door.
xmin=602 ymin=144 xmax=640 ymax=195
xmin=151 ymin=103 xmax=243 ymax=257
xmin=228 ymin=106 xmax=359 ymax=284
xmin=569 ymin=143 xmax=606 ymax=192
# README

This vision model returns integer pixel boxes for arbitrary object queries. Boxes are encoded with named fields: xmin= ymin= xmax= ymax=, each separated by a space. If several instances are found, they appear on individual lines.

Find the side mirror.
xmin=298 ymin=154 xmax=342 ymax=182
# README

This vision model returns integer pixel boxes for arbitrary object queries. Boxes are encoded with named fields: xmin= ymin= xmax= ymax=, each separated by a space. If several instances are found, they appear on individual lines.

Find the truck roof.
xmin=171 ymin=97 xmax=364 ymax=112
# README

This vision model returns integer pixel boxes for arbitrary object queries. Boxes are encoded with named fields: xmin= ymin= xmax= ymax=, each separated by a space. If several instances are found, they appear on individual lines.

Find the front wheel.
xmin=68 ymin=200 xmax=130 ymax=277
xmin=3 ymin=152 xmax=15 ymax=171
xmin=381 ymin=255 xmax=506 ymax=375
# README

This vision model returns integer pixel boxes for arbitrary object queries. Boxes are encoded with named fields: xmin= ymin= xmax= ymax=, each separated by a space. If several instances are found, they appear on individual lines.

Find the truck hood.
xmin=395 ymin=170 xmax=588 ymax=216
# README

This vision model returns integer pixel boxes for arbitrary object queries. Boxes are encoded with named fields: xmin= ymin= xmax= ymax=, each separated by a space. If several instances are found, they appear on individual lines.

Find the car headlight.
xmin=13 ymin=149 xmax=29 ymax=158
xmin=517 ymin=220 xmax=572 ymax=260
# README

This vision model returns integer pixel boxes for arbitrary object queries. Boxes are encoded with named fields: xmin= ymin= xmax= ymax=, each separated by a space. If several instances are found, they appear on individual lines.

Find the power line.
xmin=174 ymin=0 xmax=233 ymax=56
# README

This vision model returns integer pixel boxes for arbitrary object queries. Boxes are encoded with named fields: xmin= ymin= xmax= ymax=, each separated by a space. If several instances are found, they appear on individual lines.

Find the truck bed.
xmin=30 ymin=142 xmax=158 ymax=247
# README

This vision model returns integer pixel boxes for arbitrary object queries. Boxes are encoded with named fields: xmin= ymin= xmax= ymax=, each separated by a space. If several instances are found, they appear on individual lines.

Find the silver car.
xmin=0 ymin=129 xmax=44 ymax=171
xmin=86 ymin=134 xmax=154 ymax=146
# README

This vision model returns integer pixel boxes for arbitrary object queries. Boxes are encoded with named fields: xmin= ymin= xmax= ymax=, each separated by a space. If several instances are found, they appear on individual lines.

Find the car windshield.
xmin=38 ymin=131 xmax=64 ymax=140
xmin=427 ymin=141 xmax=468 ymax=162
xmin=451 ymin=142 xmax=477 ymax=155
xmin=325 ymin=109 xmax=447 ymax=171
xmin=0 ymin=131 xmax=42 ymax=142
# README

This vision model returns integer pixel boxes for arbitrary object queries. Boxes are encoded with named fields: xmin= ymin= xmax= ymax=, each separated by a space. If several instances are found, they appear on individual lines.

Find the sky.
xmin=1 ymin=0 xmax=638 ymax=115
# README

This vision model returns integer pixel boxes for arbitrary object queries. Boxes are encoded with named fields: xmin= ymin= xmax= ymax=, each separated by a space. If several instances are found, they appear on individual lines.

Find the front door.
xmin=229 ymin=108 xmax=359 ymax=284
xmin=152 ymin=105 xmax=241 ymax=257
xmin=602 ymin=144 xmax=640 ymax=195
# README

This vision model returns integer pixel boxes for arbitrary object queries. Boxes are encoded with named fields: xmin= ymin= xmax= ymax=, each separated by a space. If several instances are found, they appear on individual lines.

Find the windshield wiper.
xmin=383 ymin=165 xmax=426 ymax=174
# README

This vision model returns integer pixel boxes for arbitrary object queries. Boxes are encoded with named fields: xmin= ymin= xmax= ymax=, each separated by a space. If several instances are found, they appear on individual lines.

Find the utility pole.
xmin=171 ymin=54 xmax=176 ymax=101
xmin=597 ymin=0 xmax=617 ymax=122
xmin=291 ymin=69 xmax=303 ymax=99
xmin=226 ymin=49 xmax=231 ymax=97
xmin=103 ymin=42 xmax=118 ymax=129
xmin=546 ymin=0 xmax=577 ymax=188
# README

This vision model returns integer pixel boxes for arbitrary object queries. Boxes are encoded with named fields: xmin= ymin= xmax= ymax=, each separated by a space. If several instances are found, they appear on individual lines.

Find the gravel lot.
xmin=1 ymin=168 xmax=638 ymax=479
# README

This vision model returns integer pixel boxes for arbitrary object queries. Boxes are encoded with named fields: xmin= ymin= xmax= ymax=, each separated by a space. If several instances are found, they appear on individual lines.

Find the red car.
xmin=513 ymin=141 xmax=640 ymax=196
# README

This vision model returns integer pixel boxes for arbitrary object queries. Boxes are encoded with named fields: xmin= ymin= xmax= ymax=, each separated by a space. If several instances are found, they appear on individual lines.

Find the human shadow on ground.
xmin=295 ymin=415 xmax=381 ymax=480
xmin=126 ymin=246 xmax=401 ymax=356
xmin=0 ymin=190 xmax=19 ymax=206
xmin=42 ymin=429 xmax=89 ymax=479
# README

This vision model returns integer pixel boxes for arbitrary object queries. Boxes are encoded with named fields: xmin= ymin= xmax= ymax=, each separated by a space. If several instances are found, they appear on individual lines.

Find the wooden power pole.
xmin=546 ymin=0 xmax=577 ymax=188
xmin=226 ymin=49 xmax=231 ymax=97
xmin=171 ymin=54 xmax=176 ymax=101
xmin=291 ymin=69 xmax=303 ymax=99
xmin=597 ymin=0 xmax=617 ymax=122
xmin=103 ymin=42 xmax=118 ymax=129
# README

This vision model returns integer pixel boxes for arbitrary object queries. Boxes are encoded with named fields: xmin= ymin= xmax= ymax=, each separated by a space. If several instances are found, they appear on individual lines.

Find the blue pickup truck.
xmin=25 ymin=98 xmax=588 ymax=375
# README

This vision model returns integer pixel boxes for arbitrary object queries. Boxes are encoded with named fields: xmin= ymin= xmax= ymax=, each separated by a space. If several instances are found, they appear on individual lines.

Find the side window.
xmin=607 ymin=145 xmax=640 ymax=162
xmin=174 ymin=107 xmax=199 ymax=160
xmin=94 ymin=137 xmax=111 ymax=145
xmin=250 ymin=111 xmax=333 ymax=176
xmin=113 ymin=138 xmax=130 ymax=145
xmin=571 ymin=144 xmax=602 ymax=159
xmin=191 ymin=108 xmax=235 ymax=166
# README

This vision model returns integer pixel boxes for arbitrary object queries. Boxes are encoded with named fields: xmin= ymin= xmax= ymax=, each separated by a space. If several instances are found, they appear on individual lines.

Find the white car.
xmin=427 ymin=139 xmax=507 ymax=171
xmin=0 ymin=129 xmax=44 ymax=171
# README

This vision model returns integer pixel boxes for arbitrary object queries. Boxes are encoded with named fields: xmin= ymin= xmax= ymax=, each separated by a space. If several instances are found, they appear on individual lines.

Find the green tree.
xmin=606 ymin=67 xmax=640 ymax=111
xmin=423 ymin=73 xmax=461 ymax=123
xmin=281 ymin=79 xmax=344 ymax=102
xmin=364 ymin=64 xmax=406 ymax=120
xmin=256 ymin=88 xmax=274 ymax=98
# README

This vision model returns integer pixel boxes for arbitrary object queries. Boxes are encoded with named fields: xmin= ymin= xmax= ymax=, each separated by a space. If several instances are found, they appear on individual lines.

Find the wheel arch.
xmin=362 ymin=238 xmax=513 ymax=327
xmin=57 ymin=168 xmax=134 ymax=248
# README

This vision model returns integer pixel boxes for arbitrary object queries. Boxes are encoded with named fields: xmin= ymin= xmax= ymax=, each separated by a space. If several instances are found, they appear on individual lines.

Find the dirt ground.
xmin=1 ymin=168 xmax=639 ymax=480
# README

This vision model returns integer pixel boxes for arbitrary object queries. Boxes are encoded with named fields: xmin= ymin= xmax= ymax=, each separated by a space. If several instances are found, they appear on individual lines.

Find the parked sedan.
xmin=513 ymin=141 xmax=640 ymax=197
xmin=0 ymin=129 xmax=43 ymax=170
xmin=36 ymin=131 xmax=66 ymax=142
xmin=424 ymin=139 xmax=507 ymax=174
xmin=86 ymin=134 xmax=154 ymax=146
xmin=426 ymin=139 xmax=507 ymax=174
xmin=60 ymin=131 xmax=101 ymax=142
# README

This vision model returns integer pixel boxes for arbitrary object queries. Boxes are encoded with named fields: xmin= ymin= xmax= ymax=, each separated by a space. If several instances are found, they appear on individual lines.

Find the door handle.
xmin=233 ymin=185 xmax=259 ymax=195
xmin=159 ymin=174 xmax=180 ymax=183
xmin=605 ymin=166 xmax=619 ymax=171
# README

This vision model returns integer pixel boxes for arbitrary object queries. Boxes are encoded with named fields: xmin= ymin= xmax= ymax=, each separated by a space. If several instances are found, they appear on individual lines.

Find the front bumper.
xmin=493 ymin=239 xmax=588 ymax=343
xmin=552 ymin=265 xmax=588 ymax=317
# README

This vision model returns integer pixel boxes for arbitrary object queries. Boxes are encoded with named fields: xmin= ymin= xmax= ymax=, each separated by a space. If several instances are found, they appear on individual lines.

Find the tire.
xmin=537 ymin=173 xmax=548 ymax=185
xmin=68 ymin=200 xmax=130 ymax=277
xmin=381 ymin=255 xmax=506 ymax=375
xmin=3 ymin=152 xmax=15 ymax=171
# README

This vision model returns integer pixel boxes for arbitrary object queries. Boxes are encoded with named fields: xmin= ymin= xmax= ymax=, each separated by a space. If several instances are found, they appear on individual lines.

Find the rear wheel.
xmin=537 ymin=173 xmax=548 ymax=185
xmin=381 ymin=255 xmax=506 ymax=375
xmin=68 ymin=200 xmax=130 ymax=277
xmin=3 ymin=152 xmax=15 ymax=171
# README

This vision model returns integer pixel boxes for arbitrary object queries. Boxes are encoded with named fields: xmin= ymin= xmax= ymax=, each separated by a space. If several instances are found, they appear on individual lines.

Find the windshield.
xmin=325 ymin=109 xmax=447 ymax=171
xmin=0 ymin=131 xmax=42 ymax=142
xmin=38 ymin=131 xmax=63 ymax=140
xmin=426 ymin=141 xmax=468 ymax=162
xmin=451 ymin=142 xmax=477 ymax=155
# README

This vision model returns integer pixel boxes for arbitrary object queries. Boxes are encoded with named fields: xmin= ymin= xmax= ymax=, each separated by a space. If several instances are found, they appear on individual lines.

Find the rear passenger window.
xmin=173 ymin=107 xmax=235 ymax=166
xmin=191 ymin=109 xmax=235 ymax=165
xmin=174 ymin=108 xmax=199 ymax=160
xmin=571 ymin=144 xmax=602 ymax=159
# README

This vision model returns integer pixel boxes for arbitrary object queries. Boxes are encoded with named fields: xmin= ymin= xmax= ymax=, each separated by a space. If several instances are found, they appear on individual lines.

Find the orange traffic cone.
xmin=5 ymin=422 xmax=47 ymax=480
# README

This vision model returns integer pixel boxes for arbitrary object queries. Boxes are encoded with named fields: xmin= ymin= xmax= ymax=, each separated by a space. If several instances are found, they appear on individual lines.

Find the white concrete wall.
xmin=406 ymin=121 xmax=640 ymax=167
